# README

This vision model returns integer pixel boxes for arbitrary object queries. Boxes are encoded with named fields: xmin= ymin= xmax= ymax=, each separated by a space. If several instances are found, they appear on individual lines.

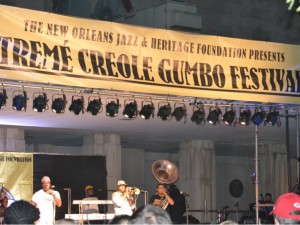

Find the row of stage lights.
xmin=0 ymin=87 xmax=281 ymax=126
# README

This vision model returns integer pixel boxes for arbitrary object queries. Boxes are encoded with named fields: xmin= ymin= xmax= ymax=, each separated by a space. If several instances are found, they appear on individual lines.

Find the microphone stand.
xmin=185 ymin=196 xmax=189 ymax=224
xmin=64 ymin=188 xmax=72 ymax=215
xmin=51 ymin=187 xmax=56 ymax=225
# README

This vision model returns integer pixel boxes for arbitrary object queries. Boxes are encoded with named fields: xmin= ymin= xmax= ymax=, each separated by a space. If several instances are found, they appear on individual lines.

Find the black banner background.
xmin=33 ymin=154 xmax=107 ymax=220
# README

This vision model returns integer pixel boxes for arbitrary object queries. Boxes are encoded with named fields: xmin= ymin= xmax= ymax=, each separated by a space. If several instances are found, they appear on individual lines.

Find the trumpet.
xmin=127 ymin=187 xmax=141 ymax=195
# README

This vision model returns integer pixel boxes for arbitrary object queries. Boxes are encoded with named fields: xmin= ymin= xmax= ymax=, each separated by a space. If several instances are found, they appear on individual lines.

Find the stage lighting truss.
xmin=0 ymin=86 xmax=8 ymax=109
xmin=87 ymin=96 xmax=103 ymax=116
xmin=191 ymin=103 xmax=206 ymax=125
xmin=251 ymin=107 xmax=265 ymax=126
xmin=238 ymin=107 xmax=252 ymax=126
xmin=207 ymin=106 xmax=222 ymax=125
xmin=222 ymin=106 xmax=236 ymax=125
xmin=69 ymin=94 xmax=85 ymax=115
xmin=12 ymin=89 xmax=28 ymax=111
xmin=106 ymin=97 xmax=120 ymax=117
xmin=172 ymin=102 xmax=187 ymax=123
xmin=123 ymin=99 xmax=138 ymax=118
xmin=52 ymin=93 xmax=67 ymax=114
xmin=157 ymin=102 xmax=172 ymax=121
xmin=265 ymin=107 xmax=281 ymax=126
xmin=33 ymin=92 xmax=49 ymax=112
xmin=139 ymin=100 xmax=155 ymax=119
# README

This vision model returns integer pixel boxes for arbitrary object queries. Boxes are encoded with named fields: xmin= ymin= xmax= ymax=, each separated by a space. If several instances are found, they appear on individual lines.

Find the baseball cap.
xmin=271 ymin=193 xmax=300 ymax=219
xmin=85 ymin=185 xmax=94 ymax=191
xmin=117 ymin=180 xmax=127 ymax=187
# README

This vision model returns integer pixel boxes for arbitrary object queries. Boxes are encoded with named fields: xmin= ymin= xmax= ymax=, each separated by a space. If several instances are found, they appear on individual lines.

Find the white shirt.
xmin=32 ymin=189 xmax=61 ymax=225
xmin=82 ymin=197 xmax=99 ymax=214
xmin=112 ymin=191 xmax=133 ymax=216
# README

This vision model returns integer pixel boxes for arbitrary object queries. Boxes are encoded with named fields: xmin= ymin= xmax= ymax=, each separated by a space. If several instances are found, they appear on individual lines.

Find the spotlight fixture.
xmin=52 ymin=93 xmax=67 ymax=113
xmin=172 ymin=102 xmax=187 ymax=122
xmin=265 ymin=107 xmax=280 ymax=126
xmin=191 ymin=104 xmax=206 ymax=125
xmin=33 ymin=92 xmax=49 ymax=112
xmin=251 ymin=107 xmax=265 ymax=126
xmin=139 ymin=100 xmax=155 ymax=119
xmin=12 ymin=90 xmax=28 ymax=111
xmin=0 ymin=86 xmax=8 ymax=109
xmin=123 ymin=99 xmax=138 ymax=118
xmin=157 ymin=102 xmax=172 ymax=121
xmin=222 ymin=106 xmax=236 ymax=125
xmin=238 ymin=107 xmax=252 ymax=126
xmin=87 ymin=96 xmax=103 ymax=116
xmin=207 ymin=106 xmax=222 ymax=125
xmin=106 ymin=97 xmax=120 ymax=117
xmin=69 ymin=95 xmax=85 ymax=115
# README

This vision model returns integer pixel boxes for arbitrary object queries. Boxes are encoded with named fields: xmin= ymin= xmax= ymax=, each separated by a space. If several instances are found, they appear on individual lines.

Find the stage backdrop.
xmin=0 ymin=5 xmax=299 ymax=104
xmin=33 ymin=154 xmax=107 ymax=220
xmin=0 ymin=152 xmax=107 ymax=220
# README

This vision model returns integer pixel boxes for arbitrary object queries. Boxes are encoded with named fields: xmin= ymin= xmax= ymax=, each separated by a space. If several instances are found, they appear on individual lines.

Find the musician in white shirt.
xmin=112 ymin=180 xmax=135 ymax=216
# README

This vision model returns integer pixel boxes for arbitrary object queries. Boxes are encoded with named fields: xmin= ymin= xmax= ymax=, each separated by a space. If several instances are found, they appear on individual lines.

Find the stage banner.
xmin=0 ymin=152 xmax=33 ymax=201
xmin=0 ymin=5 xmax=299 ymax=104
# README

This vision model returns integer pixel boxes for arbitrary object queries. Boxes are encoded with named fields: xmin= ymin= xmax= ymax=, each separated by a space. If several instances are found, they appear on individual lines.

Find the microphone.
xmin=180 ymin=191 xmax=189 ymax=197
xmin=140 ymin=190 xmax=148 ymax=193
xmin=64 ymin=188 xmax=71 ymax=191
xmin=50 ymin=185 xmax=55 ymax=189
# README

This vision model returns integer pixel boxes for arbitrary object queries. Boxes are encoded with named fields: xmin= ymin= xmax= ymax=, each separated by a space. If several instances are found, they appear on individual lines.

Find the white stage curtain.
xmin=259 ymin=144 xmax=288 ymax=200
xmin=178 ymin=140 xmax=216 ymax=223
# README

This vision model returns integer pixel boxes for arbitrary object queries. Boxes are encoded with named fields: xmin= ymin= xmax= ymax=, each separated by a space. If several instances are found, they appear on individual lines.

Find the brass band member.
xmin=149 ymin=183 xmax=174 ymax=211
xmin=112 ymin=180 xmax=135 ymax=216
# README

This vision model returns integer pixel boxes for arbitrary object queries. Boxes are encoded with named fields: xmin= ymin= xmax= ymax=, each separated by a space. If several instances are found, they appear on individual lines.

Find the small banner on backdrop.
xmin=0 ymin=5 xmax=299 ymax=104
xmin=0 ymin=152 xmax=33 ymax=201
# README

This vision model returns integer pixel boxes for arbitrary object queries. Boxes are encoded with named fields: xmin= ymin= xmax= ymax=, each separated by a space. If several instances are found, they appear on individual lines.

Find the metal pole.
xmin=204 ymin=199 xmax=207 ymax=223
xmin=286 ymin=109 xmax=292 ymax=191
xmin=255 ymin=125 xmax=259 ymax=225
xmin=297 ymin=110 xmax=300 ymax=181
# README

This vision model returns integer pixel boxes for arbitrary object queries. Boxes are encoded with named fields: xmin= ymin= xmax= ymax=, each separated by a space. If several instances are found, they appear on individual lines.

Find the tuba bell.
xmin=151 ymin=160 xmax=179 ymax=209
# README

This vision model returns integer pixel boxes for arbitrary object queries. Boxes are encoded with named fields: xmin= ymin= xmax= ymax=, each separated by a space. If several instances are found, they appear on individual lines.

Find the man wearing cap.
xmin=82 ymin=185 xmax=99 ymax=214
xmin=271 ymin=192 xmax=300 ymax=224
xmin=31 ymin=176 xmax=62 ymax=225
xmin=112 ymin=180 xmax=135 ymax=216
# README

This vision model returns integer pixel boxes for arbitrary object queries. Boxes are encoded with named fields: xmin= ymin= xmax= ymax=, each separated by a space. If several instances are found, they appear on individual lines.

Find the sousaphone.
xmin=152 ymin=160 xmax=179 ymax=209
xmin=151 ymin=160 xmax=179 ymax=184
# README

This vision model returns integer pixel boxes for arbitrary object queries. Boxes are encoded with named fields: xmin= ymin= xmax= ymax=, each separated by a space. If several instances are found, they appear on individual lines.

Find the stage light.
xmin=33 ymin=92 xmax=48 ymax=112
xmin=251 ymin=107 xmax=265 ymax=126
xmin=87 ymin=96 xmax=103 ymax=116
xmin=106 ymin=98 xmax=120 ymax=117
xmin=207 ymin=106 xmax=222 ymax=125
xmin=265 ymin=107 xmax=280 ymax=126
xmin=172 ymin=102 xmax=187 ymax=122
xmin=222 ymin=107 xmax=236 ymax=125
xmin=0 ymin=87 xmax=8 ymax=109
xmin=191 ymin=104 xmax=205 ymax=125
xmin=69 ymin=95 xmax=85 ymax=115
xmin=238 ymin=107 xmax=252 ymax=126
xmin=12 ymin=90 xmax=27 ymax=111
xmin=139 ymin=101 xmax=155 ymax=119
xmin=123 ymin=99 xmax=138 ymax=118
xmin=52 ymin=94 xmax=67 ymax=113
xmin=157 ymin=102 xmax=172 ymax=120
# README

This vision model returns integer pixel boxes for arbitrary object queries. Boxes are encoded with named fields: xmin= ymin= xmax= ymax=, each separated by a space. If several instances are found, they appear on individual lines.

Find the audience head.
xmin=109 ymin=214 xmax=130 ymax=224
xmin=129 ymin=205 xmax=172 ymax=224
xmin=272 ymin=192 xmax=300 ymax=224
xmin=4 ymin=200 xmax=40 ymax=224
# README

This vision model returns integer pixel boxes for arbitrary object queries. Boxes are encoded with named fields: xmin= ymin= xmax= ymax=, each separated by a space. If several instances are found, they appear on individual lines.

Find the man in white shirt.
xmin=112 ymin=180 xmax=135 ymax=216
xmin=31 ymin=176 xmax=62 ymax=225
